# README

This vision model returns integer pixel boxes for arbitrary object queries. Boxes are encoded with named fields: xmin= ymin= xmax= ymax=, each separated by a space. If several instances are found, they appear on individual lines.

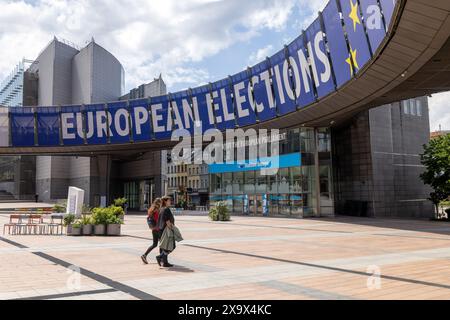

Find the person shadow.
xmin=165 ymin=265 xmax=195 ymax=273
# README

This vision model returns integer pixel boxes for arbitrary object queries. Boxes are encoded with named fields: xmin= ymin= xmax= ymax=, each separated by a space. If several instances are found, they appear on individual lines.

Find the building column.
xmin=314 ymin=128 xmax=321 ymax=218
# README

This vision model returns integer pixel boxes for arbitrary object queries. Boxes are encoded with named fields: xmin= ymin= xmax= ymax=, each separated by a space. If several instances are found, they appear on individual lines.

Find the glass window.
xmin=233 ymin=172 xmax=244 ymax=194
xmin=244 ymin=171 xmax=255 ymax=194
xmin=278 ymin=168 xmax=290 ymax=194
xmin=223 ymin=172 xmax=233 ymax=194
xmin=416 ymin=99 xmax=422 ymax=116
xmin=255 ymin=171 xmax=268 ymax=194
xmin=290 ymin=194 xmax=303 ymax=216
xmin=402 ymin=100 xmax=410 ymax=115
xmin=409 ymin=99 xmax=416 ymax=115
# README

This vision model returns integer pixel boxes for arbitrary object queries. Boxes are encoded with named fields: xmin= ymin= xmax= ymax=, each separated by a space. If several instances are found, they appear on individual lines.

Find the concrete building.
xmin=120 ymin=74 xmax=166 ymax=101
xmin=30 ymin=38 xmax=124 ymax=206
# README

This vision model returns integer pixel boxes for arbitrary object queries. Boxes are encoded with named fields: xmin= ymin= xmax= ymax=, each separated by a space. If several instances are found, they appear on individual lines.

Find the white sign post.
xmin=66 ymin=187 xmax=85 ymax=218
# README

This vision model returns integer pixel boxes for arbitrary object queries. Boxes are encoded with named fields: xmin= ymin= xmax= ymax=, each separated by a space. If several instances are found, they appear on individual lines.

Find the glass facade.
xmin=209 ymin=127 xmax=334 ymax=218
xmin=0 ymin=59 xmax=32 ymax=107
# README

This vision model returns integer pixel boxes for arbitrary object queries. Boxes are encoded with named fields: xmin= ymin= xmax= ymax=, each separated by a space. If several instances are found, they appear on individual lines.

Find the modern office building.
xmin=0 ymin=59 xmax=37 ymax=200
xmin=209 ymin=97 xmax=432 ymax=218
xmin=0 ymin=37 xmax=167 ymax=207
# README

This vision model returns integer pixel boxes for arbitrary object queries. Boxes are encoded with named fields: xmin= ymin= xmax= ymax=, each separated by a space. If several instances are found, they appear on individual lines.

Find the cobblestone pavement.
xmin=1 ymin=214 xmax=450 ymax=300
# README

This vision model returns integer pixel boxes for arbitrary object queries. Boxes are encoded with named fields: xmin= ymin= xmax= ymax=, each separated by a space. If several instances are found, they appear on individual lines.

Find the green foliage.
xmin=80 ymin=215 xmax=93 ymax=226
xmin=91 ymin=206 xmax=124 ymax=225
xmin=53 ymin=201 xmax=67 ymax=213
xmin=91 ymin=207 xmax=110 ymax=225
xmin=208 ymin=202 xmax=230 ymax=222
xmin=113 ymin=197 xmax=128 ymax=208
xmin=106 ymin=214 xmax=124 ymax=225
xmin=421 ymin=135 xmax=450 ymax=216
xmin=63 ymin=214 xmax=76 ymax=227
xmin=72 ymin=220 xmax=82 ymax=229
xmin=110 ymin=205 xmax=124 ymax=217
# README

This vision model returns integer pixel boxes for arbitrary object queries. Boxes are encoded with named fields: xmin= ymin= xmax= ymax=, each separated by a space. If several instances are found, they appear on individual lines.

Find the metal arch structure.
xmin=0 ymin=0 xmax=449 ymax=156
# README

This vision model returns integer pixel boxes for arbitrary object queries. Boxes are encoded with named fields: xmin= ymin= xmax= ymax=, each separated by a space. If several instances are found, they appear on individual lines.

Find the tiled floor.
xmin=1 ymin=214 xmax=450 ymax=300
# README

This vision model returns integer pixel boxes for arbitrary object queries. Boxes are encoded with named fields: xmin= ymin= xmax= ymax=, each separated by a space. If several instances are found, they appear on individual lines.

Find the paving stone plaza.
xmin=1 ymin=213 xmax=450 ymax=300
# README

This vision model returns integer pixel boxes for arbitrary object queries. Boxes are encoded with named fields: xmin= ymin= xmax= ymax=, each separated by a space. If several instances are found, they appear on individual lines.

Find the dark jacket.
xmin=157 ymin=207 xmax=175 ymax=232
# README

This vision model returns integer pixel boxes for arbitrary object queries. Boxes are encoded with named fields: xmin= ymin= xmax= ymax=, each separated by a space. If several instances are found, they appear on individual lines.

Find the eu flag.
xmin=339 ymin=0 xmax=372 ymax=75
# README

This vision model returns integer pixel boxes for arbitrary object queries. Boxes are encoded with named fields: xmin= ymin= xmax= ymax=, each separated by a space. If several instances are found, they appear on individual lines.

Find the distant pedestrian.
xmin=156 ymin=196 xmax=176 ymax=268
xmin=141 ymin=198 xmax=162 ymax=265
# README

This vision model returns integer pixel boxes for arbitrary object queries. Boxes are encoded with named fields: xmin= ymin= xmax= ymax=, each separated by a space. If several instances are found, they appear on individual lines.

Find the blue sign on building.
xmin=3 ymin=0 xmax=396 ymax=149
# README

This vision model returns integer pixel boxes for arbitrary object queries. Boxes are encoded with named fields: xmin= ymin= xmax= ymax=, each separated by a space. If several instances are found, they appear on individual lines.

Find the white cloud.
xmin=248 ymin=44 xmax=274 ymax=67
xmin=429 ymin=91 xmax=450 ymax=132
xmin=0 ymin=0 xmax=313 ymax=92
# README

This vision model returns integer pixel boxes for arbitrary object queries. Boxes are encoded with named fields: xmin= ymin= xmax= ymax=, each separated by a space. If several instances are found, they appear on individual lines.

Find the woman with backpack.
xmin=141 ymin=198 xmax=162 ymax=265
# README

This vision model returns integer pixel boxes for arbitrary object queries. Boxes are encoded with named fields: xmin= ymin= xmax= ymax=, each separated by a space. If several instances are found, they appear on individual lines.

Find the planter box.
xmin=107 ymin=224 xmax=121 ymax=236
xmin=94 ymin=225 xmax=106 ymax=236
xmin=67 ymin=225 xmax=82 ymax=236
xmin=82 ymin=225 xmax=93 ymax=236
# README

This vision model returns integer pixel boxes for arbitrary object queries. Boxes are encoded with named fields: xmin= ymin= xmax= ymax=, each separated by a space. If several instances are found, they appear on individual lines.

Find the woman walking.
xmin=156 ymin=196 xmax=176 ymax=268
xmin=141 ymin=198 xmax=162 ymax=265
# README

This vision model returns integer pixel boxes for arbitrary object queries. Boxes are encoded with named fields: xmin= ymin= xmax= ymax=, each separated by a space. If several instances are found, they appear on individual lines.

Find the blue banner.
xmin=360 ymin=0 xmax=386 ymax=53
xmin=269 ymin=49 xmax=296 ymax=115
xmin=208 ymin=153 xmax=302 ymax=174
xmin=11 ymin=107 xmax=35 ymax=147
xmin=61 ymin=105 xmax=84 ymax=146
xmin=129 ymin=99 xmax=152 ymax=142
xmin=108 ymin=101 xmax=131 ymax=144
xmin=170 ymin=90 xmax=195 ymax=134
xmin=250 ymin=60 xmax=277 ymax=122
xmin=287 ymin=34 xmax=316 ymax=108
xmin=210 ymin=79 xmax=236 ymax=131
xmin=340 ymin=0 xmax=372 ymax=74
xmin=379 ymin=0 xmax=397 ymax=31
xmin=191 ymin=85 xmax=215 ymax=134
xmin=322 ymin=0 xmax=352 ymax=87
xmin=305 ymin=17 xmax=335 ymax=98
xmin=37 ymin=107 xmax=60 ymax=146
xmin=150 ymin=95 xmax=172 ymax=140
xmin=231 ymin=70 xmax=257 ymax=127
xmin=85 ymin=104 xmax=108 ymax=145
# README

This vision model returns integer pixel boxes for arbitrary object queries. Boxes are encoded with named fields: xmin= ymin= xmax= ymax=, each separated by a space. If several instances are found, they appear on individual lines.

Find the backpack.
xmin=147 ymin=214 xmax=157 ymax=229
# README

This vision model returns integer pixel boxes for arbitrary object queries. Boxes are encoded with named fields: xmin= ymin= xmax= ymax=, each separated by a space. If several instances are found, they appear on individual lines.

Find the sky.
xmin=0 ymin=0 xmax=448 ymax=131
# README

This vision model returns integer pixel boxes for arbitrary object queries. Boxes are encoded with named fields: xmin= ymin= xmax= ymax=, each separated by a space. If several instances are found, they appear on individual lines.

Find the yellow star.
xmin=345 ymin=46 xmax=359 ymax=75
xmin=348 ymin=0 xmax=361 ymax=32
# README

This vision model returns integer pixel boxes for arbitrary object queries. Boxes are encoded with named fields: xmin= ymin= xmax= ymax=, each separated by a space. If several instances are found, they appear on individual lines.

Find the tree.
xmin=420 ymin=134 xmax=450 ymax=218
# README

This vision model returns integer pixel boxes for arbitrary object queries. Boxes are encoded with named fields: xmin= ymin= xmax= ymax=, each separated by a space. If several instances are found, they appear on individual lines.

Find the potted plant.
xmin=106 ymin=213 xmax=123 ymax=236
xmin=81 ymin=215 xmax=94 ymax=236
xmin=208 ymin=202 xmax=230 ymax=222
xmin=64 ymin=214 xmax=76 ymax=235
xmin=69 ymin=220 xmax=82 ymax=236
xmin=110 ymin=205 xmax=125 ymax=221
xmin=114 ymin=197 xmax=128 ymax=216
xmin=92 ymin=207 xmax=108 ymax=236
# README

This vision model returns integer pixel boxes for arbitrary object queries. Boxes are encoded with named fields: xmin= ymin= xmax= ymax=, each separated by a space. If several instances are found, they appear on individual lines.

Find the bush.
xmin=106 ymin=214 xmax=124 ymax=225
xmin=72 ymin=220 xmax=82 ymax=229
xmin=113 ymin=198 xmax=128 ymax=208
xmin=110 ymin=205 xmax=124 ymax=217
xmin=208 ymin=202 xmax=230 ymax=222
xmin=91 ymin=206 xmax=124 ymax=225
xmin=91 ymin=207 xmax=110 ymax=225
xmin=63 ymin=214 xmax=76 ymax=227
xmin=80 ymin=215 xmax=93 ymax=226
